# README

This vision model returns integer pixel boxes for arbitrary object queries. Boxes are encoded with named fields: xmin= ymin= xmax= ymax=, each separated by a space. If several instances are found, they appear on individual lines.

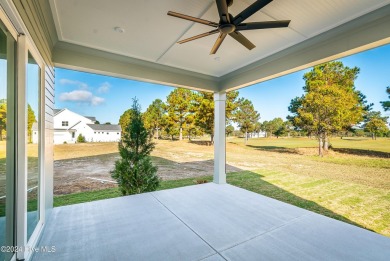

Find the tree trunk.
xmin=318 ymin=137 xmax=323 ymax=157
xmin=179 ymin=127 xmax=183 ymax=140
xmin=323 ymin=132 xmax=329 ymax=151
xmin=156 ymin=126 xmax=159 ymax=140
xmin=245 ymin=129 xmax=248 ymax=145
xmin=372 ymin=133 xmax=374 ymax=140
xmin=210 ymin=134 xmax=214 ymax=144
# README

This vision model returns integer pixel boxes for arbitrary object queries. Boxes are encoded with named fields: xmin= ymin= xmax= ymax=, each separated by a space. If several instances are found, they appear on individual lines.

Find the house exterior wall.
xmin=53 ymin=130 xmax=73 ymax=144
xmin=54 ymin=109 xmax=94 ymax=130
xmin=50 ymin=109 xmax=121 ymax=143
xmin=89 ymin=130 xmax=121 ymax=142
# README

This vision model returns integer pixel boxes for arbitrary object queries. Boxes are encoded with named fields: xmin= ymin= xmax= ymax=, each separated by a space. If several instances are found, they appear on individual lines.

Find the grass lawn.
xmin=53 ymin=176 xmax=213 ymax=207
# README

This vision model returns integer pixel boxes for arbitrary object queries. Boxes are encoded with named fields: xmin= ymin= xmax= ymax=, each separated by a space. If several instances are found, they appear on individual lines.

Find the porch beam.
xmin=213 ymin=91 xmax=226 ymax=184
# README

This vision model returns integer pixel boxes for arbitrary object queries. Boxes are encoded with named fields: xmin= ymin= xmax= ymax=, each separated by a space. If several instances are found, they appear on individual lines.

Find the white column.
xmin=214 ymin=92 xmax=226 ymax=184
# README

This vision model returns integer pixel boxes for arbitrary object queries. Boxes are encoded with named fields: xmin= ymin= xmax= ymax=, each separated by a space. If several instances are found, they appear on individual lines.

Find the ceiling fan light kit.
xmin=168 ymin=0 xmax=291 ymax=55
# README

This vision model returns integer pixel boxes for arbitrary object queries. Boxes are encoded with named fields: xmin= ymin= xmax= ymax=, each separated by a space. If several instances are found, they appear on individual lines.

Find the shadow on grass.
xmin=227 ymin=170 xmax=371 ymax=232
xmin=246 ymin=145 xmax=300 ymax=155
xmin=332 ymin=148 xmax=390 ymax=158
xmin=189 ymin=140 xmax=213 ymax=146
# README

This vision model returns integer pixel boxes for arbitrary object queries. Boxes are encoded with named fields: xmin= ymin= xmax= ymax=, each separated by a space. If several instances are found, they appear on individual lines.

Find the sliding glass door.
xmin=0 ymin=19 xmax=16 ymax=261
xmin=26 ymin=51 xmax=41 ymax=241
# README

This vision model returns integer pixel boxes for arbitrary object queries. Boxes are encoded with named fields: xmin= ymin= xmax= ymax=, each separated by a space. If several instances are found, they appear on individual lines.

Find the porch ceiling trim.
xmin=53 ymin=42 xmax=219 ymax=92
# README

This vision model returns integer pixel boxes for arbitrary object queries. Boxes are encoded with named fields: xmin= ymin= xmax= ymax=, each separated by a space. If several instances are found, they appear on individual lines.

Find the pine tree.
xmin=288 ymin=61 xmax=369 ymax=156
xmin=363 ymin=111 xmax=389 ymax=140
xmin=111 ymin=98 xmax=159 ymax=195
xmin=234 ymin=98 xmax=260 ymax=144
xmin=381 ymin=86 xmax=390 ymax=111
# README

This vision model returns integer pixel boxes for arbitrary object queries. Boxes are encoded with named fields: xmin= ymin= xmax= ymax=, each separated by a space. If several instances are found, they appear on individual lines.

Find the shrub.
xmin=111 ymin=98 xmax=160 ymax=195
xmin=77 ymin=134 xmax=86 ymax=143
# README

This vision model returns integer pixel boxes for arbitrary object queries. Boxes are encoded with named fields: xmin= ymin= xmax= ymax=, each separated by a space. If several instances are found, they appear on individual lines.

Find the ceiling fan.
xmin=167 ymin=0 xmax=290 ymax=55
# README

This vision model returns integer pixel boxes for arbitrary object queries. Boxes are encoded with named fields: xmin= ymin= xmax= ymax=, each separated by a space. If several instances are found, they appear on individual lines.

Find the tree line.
xmin=118 ymin=61 xmax=389 ymax=156
xmin=118 ymin=89 xmax=261 ymax=144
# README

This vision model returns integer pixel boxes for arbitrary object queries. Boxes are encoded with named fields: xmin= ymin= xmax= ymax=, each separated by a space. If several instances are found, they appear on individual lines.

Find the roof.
xmin=53 ymin=109 xmax=64 ymax=115
xmin=48 ymin=0 xmax=390 ymax=91
xmin=85 ymin=116 xmax=96 ymax=122
xmin=87 ymin=124 xmax=121 ymax=131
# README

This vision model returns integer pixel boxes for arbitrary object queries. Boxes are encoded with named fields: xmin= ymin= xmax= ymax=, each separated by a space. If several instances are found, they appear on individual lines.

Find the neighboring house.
xmin=33 ymin=108 xmax=121 ymax=144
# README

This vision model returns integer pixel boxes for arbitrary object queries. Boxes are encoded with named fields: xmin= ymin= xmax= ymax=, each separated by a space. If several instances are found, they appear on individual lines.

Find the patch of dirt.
xmin=54 ymin=139 xmax=390 ymax=195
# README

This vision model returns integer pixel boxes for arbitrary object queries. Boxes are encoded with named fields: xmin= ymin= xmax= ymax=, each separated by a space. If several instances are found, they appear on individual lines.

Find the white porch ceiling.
xmin=48 ymin=0 xmax=390 ymax=91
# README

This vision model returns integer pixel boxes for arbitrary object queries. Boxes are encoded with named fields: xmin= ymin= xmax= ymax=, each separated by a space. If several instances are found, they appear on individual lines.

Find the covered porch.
xmin=1 ymin=0 xmax=389 ymax=260
xmin=33 ymin=183 xmax=390 ymax=260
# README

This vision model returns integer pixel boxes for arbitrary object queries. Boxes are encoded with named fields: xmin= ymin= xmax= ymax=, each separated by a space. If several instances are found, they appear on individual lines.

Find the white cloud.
xmin=97 ymin=82 xmax=111 ymax=94
xmin=59 ymin=90 xmax=105 ymax=106
xmin=59 ymin=79 xmax=89 ymax=90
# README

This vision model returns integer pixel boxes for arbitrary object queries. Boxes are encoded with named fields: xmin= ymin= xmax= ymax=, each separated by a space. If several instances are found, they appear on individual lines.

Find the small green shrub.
xmin=77 ymin=134 xmax=86 ymax=143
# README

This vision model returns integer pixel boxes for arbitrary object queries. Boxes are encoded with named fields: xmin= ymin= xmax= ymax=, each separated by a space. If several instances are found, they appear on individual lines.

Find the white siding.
xmin=54 ymin=109 xmax=93 ymax=130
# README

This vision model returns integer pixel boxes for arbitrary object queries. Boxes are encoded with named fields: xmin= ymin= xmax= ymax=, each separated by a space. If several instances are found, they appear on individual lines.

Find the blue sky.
xmin=55 ymin=44 xmax=390 ymax=124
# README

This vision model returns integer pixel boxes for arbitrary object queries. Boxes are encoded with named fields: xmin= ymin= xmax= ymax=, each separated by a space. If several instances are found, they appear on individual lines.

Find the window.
xmin=72 ymin=132 xmax=75 ymax=138
xmin=62 ymin=121 xmax=68 ymax=126
xmin=107 ymin=132 xmax=109 ymax=135
xmin=117 ymin=133 xmax=119 ymax=135
xmin=94 ymin=132 xmax=96 ymax=134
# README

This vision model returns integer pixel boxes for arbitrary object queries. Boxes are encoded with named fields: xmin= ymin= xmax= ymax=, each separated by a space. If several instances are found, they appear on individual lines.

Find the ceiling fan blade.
xmin=177 ymin=29 xmax=219 ymax=44
xmin=167 ymin=11 xmax=218 ymax=27
xmin=216 ymin=0 xmax=231 ymax=23
xmin=233 ymin=0 xmax=273 ymax=25
xmin=236 ymin=20 xmax=290 ymax=30
xmin=229 ymin=31 xmax=255 ymax=50
xmin=210 ymin=33 xmax=227 ymax=55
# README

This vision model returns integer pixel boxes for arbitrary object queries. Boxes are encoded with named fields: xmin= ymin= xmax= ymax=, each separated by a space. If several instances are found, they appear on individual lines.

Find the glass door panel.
xmin=26 ymin=52 xmax=40 ymax=241
xmin=0 ymin=20 xmax=16 ymax=261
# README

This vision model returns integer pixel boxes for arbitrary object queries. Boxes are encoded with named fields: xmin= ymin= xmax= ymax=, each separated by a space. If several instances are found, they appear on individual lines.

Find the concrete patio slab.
xmin=33 ymin=183 xmax=390 ymax=261
xmin=34 ymin=192 xmax=215 ymax=261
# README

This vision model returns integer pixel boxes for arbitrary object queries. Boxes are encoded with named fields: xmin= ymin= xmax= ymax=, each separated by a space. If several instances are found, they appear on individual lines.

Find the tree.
xmin=27 ymin=104 xmax=36 ymax=143
xmin=166 ymin=88 xmax=193 ymax=140
xmin=105 ymin=122 xmax=111 ymax=125
xmin=193 ymin=91 xmax=239 ymax=143
xmin=119 ymin=108 xmax=135 ymax=135
xmin=234 ymin=98 xmax=260 ymax=144
xmin=160 ymin=114 xmax=178 ymax=140
xmin=0 ymin=102 xmax=6 ymax=141
xmin=77 ymin=134 xmax=86 ymax=143
xmin=226 ymin=125 xmax=234 ymax=136
xmin=269 ymin=118 xmax=285 ymax=138
xmin=381 ymin=86 xmax=390 ymax=111
xmin=253 ymin=122 xmax=262 ymax=137
xmin=143 ymin=99 xmax=166 ymax=139
xmin=288 ymin=62 xmax=367 ymax=156
xmin=111 ymin=98 xmax=159 ymax=195
xmin=363 ymin=111 xmax=389 ymax=140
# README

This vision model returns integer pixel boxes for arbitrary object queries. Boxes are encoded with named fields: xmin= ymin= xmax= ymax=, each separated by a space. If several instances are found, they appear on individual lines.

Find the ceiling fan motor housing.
xmin=219 ymin=23 xmax=236 ymax=34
